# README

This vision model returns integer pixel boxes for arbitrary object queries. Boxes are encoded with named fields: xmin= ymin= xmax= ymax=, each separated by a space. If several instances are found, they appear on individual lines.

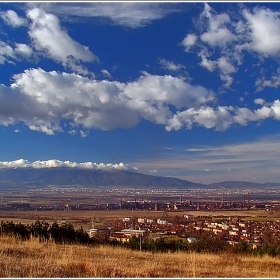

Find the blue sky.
xmin=0 ymin=2 xmax=280 ymax=184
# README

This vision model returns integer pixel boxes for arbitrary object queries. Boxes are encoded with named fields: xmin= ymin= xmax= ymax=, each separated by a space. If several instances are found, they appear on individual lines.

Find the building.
xmin=121 ymin=228 xmax=147 ymax=238
xmin=110 ymin=232 xmax=131 ymax=242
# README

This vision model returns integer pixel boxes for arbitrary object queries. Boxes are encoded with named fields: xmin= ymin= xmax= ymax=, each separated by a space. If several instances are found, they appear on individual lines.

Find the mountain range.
xmin=0 ymin=167 xmax=279 ymax=190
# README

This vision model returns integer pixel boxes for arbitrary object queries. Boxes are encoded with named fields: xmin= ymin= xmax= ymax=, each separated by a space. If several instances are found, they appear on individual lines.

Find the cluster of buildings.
xmin=88 ymin=214 xmax=280 ymax=248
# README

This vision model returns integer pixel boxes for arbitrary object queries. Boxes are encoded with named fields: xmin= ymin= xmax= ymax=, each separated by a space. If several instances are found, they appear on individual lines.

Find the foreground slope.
xmin=0 ymin=236 xmax=280 ymax=277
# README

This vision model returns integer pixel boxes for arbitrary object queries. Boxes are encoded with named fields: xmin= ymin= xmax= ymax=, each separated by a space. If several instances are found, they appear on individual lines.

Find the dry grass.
xmin=1 ymin=236 xmax=280 ymax=277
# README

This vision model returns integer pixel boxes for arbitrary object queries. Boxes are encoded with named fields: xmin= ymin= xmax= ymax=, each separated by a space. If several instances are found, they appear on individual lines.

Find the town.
xmin=86 ymin=211 xmax=280 ymax=249
xmin=1 ymin=186 xmax=280 ymax=249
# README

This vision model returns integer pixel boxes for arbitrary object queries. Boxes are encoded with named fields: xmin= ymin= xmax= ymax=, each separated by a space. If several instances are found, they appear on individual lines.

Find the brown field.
xmin=0 ymin=235 xmax=280 ymax=277
xmin=0 ymin=209 xmax=271 ymax=224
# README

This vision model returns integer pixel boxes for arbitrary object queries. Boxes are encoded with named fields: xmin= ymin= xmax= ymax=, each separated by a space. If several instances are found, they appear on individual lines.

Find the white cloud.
xmin=0 ymin=41 xmax=15 ymax=64
xmin=165 ymin=101 xmax=280 ymax=132
xmin=1 ymin=67 xmax=280 ymax=134
xmin=255 ymin=68 xmax=280 ymax=92
xmin=0 ymin=41 xmax=33 ymax=65
xmin=68 ymin=129 xmax=77 ymax=135
xmin=199 ymin=54 xmax=216 ymax=72
xmin=201 ymin=28 xmax=236 ymax=48
xmin=254 ymin=98 xmax=265 ymax=105
xmin=217 ymin=57 xmax=236 ymax=74
xmin=243 ymin=7 xmax=280 ymax=57
xmin=26 ymin=2 xmax=179 ymax=28
xmin=181 ymin=34 xmax=197 ymax=51
xmin=0 ymin=159 xmax=138 ymax=171
xmin=14 ymin=43 xmax=32 ymax=58
xmin=200 ymin=3 xmax=236 ymax=48
xmin=271 ymin=100 xmax=280 ymax=120
xmin=186 ymin=148 xmax=209 ymax=152
xmin=158 ymin=58 xmax=185 ymax=72
xmin=80 ymin=130 xmax=89 ymax=138
xmin=101 ymin=69 xmax=112 ymax=78
xmin=181 ymin=4 xmax=280 ymax=89
xmin=26 ymin=8 xmax=98 ymax=72
xmin=0 ymin=10 xmax=27 ymax=27
xmin=0 ymin=68 xmax=215 ymax=134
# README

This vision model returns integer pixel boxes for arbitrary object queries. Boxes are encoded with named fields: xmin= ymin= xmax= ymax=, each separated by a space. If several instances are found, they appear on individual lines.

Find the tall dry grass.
xmin=0 ymin=235 xmax=280 ymax=277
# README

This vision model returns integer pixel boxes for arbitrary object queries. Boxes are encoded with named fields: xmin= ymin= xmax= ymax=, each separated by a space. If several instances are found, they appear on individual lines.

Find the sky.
xmin=0 ymin=2 xmax=280 ymax=184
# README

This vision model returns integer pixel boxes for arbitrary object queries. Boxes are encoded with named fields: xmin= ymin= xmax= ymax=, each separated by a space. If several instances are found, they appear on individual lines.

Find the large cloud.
xmin=0 ymin=68 xmax=279 ymax=135
xmin=0 ymin=159 xmax=138 ymax=171
xmin=0 ymin=68 xmax=216 ymax=134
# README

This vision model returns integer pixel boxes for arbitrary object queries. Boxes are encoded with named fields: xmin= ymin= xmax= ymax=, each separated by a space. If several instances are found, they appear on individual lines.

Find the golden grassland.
xmin=1 ymin=236 xmax=280 ymax=277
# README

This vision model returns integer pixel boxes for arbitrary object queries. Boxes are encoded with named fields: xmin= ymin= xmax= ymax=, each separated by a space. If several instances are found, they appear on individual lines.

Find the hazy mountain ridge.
xmin=0 ymin=167 xmax=204 ymax=189
xmin=0 ymin=168 xmax=279 ymax=189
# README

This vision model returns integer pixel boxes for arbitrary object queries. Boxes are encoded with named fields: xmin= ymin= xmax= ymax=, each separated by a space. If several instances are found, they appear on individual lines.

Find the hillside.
xmin=1 ymin=235 xmax=280 ymax=277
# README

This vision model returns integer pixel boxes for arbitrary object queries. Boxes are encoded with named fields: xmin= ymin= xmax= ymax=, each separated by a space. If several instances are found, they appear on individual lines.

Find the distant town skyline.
xmin=0 ymin=2 xmax=280 ymax=184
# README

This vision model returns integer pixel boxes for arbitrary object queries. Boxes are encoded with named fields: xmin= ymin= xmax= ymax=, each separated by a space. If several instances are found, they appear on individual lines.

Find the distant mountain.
xmin=0 ymin=167 xmax=204 ymax=189
xmin=0 ymin=168 xmax=279 ymax=190
xmin=207 ymin=181 xmax=280 ymax=189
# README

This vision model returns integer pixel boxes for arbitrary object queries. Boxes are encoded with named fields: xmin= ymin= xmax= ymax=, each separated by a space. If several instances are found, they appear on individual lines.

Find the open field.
xmin=0 ymin=209 xmax=273 ymax=222
xmin=1 ymin=235 xmax=280 ymax=277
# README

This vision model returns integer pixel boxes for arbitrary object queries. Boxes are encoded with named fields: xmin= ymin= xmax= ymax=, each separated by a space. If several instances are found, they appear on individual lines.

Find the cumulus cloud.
xmin=181 ymin=34 xmax=197 ymax=51
xmin=0 ymin=41 xmax=33 ymax=65
xmin=242 ymin=7 xmax=280 ymax=57
xmin=14 ymin=43 xmax=32 ymax=58
xmin=199 ymin=3 xmax=236 ymax=48
xmin=0 ymin=68 xmax=215 ymax=134
xmin=165 ymin=101 xmax=280 ymax=132
xmin=0 ymin=40 xmax=15 ymax=64
xmin=0 ymin=10 xmax=27 ymax=27
xmin=1 ymin=65 xmax=280 ymax=135
xmin=0 ymin=159 xmax=138 ymax=171
xmin=26 ymin=8 xmax=98 ymax=73
xmin=26 ymin=2 xmax=179 ymax=28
